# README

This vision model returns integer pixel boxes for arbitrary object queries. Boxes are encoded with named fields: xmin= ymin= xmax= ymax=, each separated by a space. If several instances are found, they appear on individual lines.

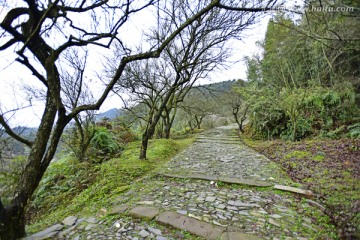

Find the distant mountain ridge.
xmin=95 ymin=108 xmax=124 ymax=121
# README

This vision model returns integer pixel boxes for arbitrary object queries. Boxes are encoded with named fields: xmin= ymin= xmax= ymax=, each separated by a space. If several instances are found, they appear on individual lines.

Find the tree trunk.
xmin=0 ymin=98 xmax=68 ymax=239
xmin=0 ymin=201 xmax=25 ymax=240
xmin=140 ymin=133 xmax=150 ymax=159
xmin=188 ymin=120 xmax=195 ymax=131
xmin=164 ymin=104 xmax=177 ymax=139
xmin=140 ymin=125 xmax=155 ymax=159
xmin=195 ymin=116 xmax=203 ymax=129
xmin=164 ymin=124 xmax=171 ymax=139
xmin=139 ymin=84 xmax=180 ymax=159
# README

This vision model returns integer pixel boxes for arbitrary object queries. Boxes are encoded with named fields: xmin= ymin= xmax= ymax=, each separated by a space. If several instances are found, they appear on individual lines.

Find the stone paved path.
xmin=25 ymin=125 xmax=329 ymax=240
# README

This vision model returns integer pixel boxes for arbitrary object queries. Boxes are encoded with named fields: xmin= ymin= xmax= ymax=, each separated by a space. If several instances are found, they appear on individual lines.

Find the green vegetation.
xmin=246 ymin=138 xmax=360 ymax=238
xmin=27 ymin=137 xmax=194 ymax=233
xmin=0 ymin=156 xmax=27 ymax=205
xmin=240 ymin=7 xmax=359 ymax=141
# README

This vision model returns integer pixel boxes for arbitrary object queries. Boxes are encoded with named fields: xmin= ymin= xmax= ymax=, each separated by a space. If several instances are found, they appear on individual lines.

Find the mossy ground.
xmin=245 ymin=137 xmax=360 ymax=239
xmin=26 ymin=137 xmax=195 ymax=234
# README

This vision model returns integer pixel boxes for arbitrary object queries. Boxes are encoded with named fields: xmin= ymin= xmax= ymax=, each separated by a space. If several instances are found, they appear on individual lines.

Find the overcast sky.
xmin=0 ymin=3 xmax=271 ymax=128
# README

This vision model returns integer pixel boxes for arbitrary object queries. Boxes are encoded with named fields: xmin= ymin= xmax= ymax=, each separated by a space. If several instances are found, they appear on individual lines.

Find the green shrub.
xmin=348 ymin=123 xmax=360 ymax=139
xmin=0 ymin=156 xmax=27 ymax=205
xmin=242 ymin=83 xmax=358 ymax=141
xmin=89 ymin=127 xmax=121 ymax=160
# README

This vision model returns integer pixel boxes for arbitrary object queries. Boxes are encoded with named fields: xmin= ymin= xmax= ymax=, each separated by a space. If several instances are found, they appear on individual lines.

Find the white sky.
xmin=0 ymin=3 xmax=272 ymax=128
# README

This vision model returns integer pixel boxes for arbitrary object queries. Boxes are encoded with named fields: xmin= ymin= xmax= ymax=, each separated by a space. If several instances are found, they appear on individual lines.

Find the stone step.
xmin=129 ymin=206 xmax=160 ymax=220
xmin=125 ymin=206 xmax=265 ymax=240
xmin=195 ymin=140 xmax=240 ymax=145
xmin=159 ymin=173 xmax=314 ymax=197
xmin=156 ymin=211 xmax=225 ymax=240
xmin=159 ymin=173 xmax=272 ymax=187
xmin=24 ymin=224 xmax=64 ymax=240
xmin=274 ymin=185 xmax=314 ymax=198
xmin=196 ymin=138 xmax=239 ymax=141
xmin=197 ymin=136 xmax=239 ymax=139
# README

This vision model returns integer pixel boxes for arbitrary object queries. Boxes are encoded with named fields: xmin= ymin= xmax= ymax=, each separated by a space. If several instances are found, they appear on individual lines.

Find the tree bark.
xmin=139 ymin=140 xmax=148 ymax=160
xmin=0 ymin=201 xmax=25 ymax=240
xmin=140 ymin=132 xmax=150 ymax=159
xmin=195 ymin=115 xmax=203 ymax=129
xmin=0 ymin=97 xmax=69 ymax=239
xmin=164 ymin=124 xmax=171 ymax=139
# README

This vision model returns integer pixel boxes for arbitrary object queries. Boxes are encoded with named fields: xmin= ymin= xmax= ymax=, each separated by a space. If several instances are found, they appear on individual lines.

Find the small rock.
xmin=109 ymin=205 xmax=129 ymax=215
xmin=62 ymin=216 xmax=77 ymax=226
xmin=148 ymin=226 xmax=162 ymax=235
xmin=137 ymin=200 xmax=155 ymax=205
xmin=97 ymin=208 xmax=107 ymax=217
xmin=216 ymin=204 xmax=226 ymax=209
xmin=176 ymin=210 xmax=188 ymax=215
xmin=233 ymin=201 xmax=260 ymax=208
xmin=216 ymin=214 xmax=227 ymax=220
xmin=86 ymin=217 xmax=98 ymax=224
xmin=205 ymin=196 xmax=216 ymax=202
xmin=270 ymin=214 xmax=282 ymax=219
xmin=156 ymin=236 xmax=168 ymax=240
xmin=138 ymin=229 xmax=150 ymax=238
xmin=188 ymin=213 xmax=202 ymax=220
xmin=85 ymin=223 xmax=96 ymax=231
xmin=213 ymin=220 xmax=227 ymax=227
xmin=268 ymin=218 xmax=281 ymax=227
xmin=303 ymin=217 xmax=312 ymax=224
xmin=250 ymin=211 xmax=262 ymax=217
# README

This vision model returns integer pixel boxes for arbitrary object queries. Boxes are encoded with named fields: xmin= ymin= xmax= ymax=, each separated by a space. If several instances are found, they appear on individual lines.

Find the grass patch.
xmin=284 ymin=150 xmax=311 ymax=160
xmin=245 ymin=137 xmax=360 ymax=238
xmin=27 ymin=137 xmax=194 ymax=233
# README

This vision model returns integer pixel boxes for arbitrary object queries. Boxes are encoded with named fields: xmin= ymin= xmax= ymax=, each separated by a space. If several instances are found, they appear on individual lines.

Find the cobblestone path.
xmin=26 ymin=125 xmax=331 ymax=240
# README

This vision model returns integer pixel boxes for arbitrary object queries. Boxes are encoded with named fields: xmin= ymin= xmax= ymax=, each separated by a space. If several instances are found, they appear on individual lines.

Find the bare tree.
xmin=179 ymin=89 xmax=216 ymax=130
xmin=116 ymin=0 xmax=270 ymax=159
xmin=60 ymin=49 xmax=97 ymax=162
xmin=0 ymin=0 xmax=281 ymax=237
xmin=232 ymin=96 xmax=249 ymax=134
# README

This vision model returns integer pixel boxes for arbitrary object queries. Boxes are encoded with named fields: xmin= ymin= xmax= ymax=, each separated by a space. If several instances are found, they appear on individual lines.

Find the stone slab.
xmin=160 ymin=173 xmax=273 ymax=188
xmin=195 ymin=140 xmax=240 ymax=145
xmin=156 ymin=211 xmax=224 ymax=240
xmin=196 ymin=137 xmax=239 ymax=141
xmin=219 ymin=177 xmax=272 ymax=187
xmin=274 ymin=185 xmax=314 ymax=198
xmin=160 ymin=173 xmax=218 ymax=181
xmin=220 ymin=232 xmax=264 ymax=240
xmin=108 ymin=205 xmax=129 ymax=215
xmin=129 ymin=206 xmax=159 ymax=220
xmin=24 ymin=223 xmax=64 ymax=240
xmin=306 ymin=199 xmax=326 ymax=212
